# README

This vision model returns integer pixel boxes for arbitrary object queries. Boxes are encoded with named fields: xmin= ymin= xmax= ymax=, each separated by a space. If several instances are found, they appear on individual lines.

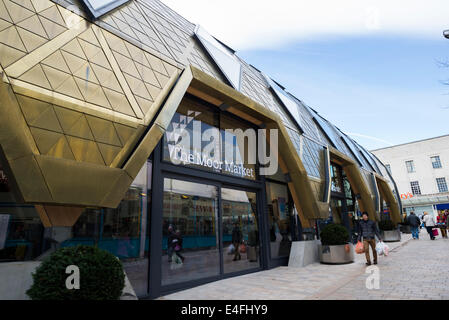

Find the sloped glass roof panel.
xmin=262 ymin=74 xmax=304 ymax=133
xmin=339 ymin=132 xmax=370 ymax=169
xmin=355 ymin=141 xmax=382 ymax=173
xmin=194 ymin=25 xmax=241 ymax=90
xmin=80 ymin=0 xmax=130 ymax=18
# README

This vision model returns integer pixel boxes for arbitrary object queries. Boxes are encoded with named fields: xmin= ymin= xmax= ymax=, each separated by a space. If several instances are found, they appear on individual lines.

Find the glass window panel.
xmin=163 ymin=96 xmax=257 ymax=180
xmin=266 ymin=182 xmax=293 ymax=258
xmin=301 ymin=136 xmax=325 ymax=179
xmin=195 ymin=26 xmax=241 ymax=90
xmin=161 ymin=178 xmax=219 ymax=286
xmin=410 ymin=181 xmax=421 ymax=195
xmin=81 ymin=0 xmax=130 ymax=17
xmin=437 ymin=177 xmax=448 ymax=193
xmin=220 ymin=115 xmax=257 ymax=180
xmin=268 ymin=79 xmax=302 ymax=129
xmin=431 ymin=156 xmax=442 ymax=169
xmin=406 ymin=160 xmax=415 ymax=173
xmin=221 ymin=188 xmax=259 ymax=273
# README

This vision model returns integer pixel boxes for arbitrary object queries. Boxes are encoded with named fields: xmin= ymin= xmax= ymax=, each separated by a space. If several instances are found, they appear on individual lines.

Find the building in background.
xmin=0 ymin=0 xmax=401 ymax=299
xmin=372 ymin=135 xmax=449 ymax=220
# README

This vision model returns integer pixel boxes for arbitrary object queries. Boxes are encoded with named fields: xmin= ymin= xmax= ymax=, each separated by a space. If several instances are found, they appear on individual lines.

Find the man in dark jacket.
xmin=357 ymin=212 xmax=382 ymax=266
xmin=407 ymin=212 xmax=421 ymax=240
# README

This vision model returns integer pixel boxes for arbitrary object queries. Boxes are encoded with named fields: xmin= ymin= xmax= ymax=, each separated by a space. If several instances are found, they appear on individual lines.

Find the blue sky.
xmin=163 ymin=0 xmax=449 ymax=150
xmin=239 ymin=36 xmax=449 ymax=150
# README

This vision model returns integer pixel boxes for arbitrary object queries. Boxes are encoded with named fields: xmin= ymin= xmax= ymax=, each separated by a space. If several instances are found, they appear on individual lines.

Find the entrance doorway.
xmin=159 ymin=176 xmax=262 ymax=293
xmin=329 ymin=162 xmax=360 ymax=242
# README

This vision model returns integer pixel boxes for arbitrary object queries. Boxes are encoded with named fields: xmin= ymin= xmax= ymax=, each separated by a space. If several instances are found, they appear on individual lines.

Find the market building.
xmin=0 ymin=0 xmax=401 ymax=299
xmin=372 ymin=135 xmax=449 ymax=220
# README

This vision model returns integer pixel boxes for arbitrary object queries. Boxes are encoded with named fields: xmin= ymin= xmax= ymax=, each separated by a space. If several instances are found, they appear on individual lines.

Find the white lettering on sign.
xmin=165 ymin=110 xmax=278 ymax=177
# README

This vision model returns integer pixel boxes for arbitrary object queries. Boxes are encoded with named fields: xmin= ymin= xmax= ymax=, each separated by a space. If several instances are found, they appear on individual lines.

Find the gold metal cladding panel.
xmin=35 ymin=204 xmax=84 ymax=228
xmin=0 ymin=80 xmax=38 ymax=161
xmin=35 ymin=155 xmax=123 ymax=207
xmin=123 ymin=68 xmax=193 ymax=178
xmin=8 ymin=155 xmax=53 ymax=203
xmin=375 ymin=175 xmax=402 ymax=224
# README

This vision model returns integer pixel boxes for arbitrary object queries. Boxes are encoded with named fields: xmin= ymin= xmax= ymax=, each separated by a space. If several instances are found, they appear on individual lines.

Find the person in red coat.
xmin=437 ymin=211 xmax=448 ymax=238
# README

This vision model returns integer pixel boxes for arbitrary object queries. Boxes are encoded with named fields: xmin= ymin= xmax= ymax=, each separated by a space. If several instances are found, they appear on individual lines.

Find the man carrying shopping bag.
xmin=357 ymin=212 xmax=382 ymax=266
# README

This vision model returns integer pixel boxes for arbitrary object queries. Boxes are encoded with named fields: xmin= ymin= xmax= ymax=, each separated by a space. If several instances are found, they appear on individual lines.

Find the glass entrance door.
xmin=161 ymin=178 xmax=220 ymax=286
xmin=221 ymin=187 xmax=260 ymax=274
xmin=160 ymin=178 xmax=261 ymax=288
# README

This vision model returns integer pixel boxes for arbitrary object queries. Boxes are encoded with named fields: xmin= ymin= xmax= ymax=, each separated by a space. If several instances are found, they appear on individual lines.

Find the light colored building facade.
xmin=372 ymin=135 xmax=449 ymax=220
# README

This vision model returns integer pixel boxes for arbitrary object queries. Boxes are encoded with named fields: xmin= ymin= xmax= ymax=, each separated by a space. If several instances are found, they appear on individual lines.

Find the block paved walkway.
xmin=159 ymin=229 xmax=449 ymax=300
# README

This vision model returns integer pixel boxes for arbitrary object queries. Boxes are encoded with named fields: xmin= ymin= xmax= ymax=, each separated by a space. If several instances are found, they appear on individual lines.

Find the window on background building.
xmin=385 ymin=164 xmax=391 ymax=174
xmin=405 ymin=160 xmax=415 ymax=173
xmin=436 ymin=177 xmax=448 ymax=193
xmin=410 ymin=181 xmax=421 ymax=195
xmin=431 ymin=156 xmax=442 ymax=169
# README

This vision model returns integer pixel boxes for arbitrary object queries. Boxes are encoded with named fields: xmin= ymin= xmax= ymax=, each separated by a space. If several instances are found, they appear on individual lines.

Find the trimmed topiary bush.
xmin=320 ymin=223 xmax=349 ymax=246
xmin=26 ymin=245 xmax=125 ymax=300
xmin=379 ymin=219 xmax=396 ymax=231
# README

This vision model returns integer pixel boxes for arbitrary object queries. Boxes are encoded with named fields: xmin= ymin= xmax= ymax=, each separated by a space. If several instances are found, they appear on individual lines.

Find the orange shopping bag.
xmin=355 ymin=241 xmax=364 ymax=254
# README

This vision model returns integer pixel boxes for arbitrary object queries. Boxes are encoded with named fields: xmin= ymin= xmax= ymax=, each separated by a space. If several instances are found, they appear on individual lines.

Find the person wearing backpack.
xmin=357 ymin=212 xmax=382 ymax=266
xmin=407 ymin=212 xmax=421 ymax=239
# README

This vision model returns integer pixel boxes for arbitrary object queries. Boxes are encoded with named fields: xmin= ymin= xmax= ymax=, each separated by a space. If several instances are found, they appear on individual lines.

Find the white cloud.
xmin=162 ymin=0 xmax=449 ymax=50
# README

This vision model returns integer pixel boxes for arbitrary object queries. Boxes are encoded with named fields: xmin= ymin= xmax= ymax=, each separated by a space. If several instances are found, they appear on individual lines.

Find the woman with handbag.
xmin=423 ymin=212 xmax=436 ymax=240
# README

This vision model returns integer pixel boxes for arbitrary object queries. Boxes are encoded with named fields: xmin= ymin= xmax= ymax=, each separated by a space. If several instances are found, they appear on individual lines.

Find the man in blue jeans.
xmin=407 ymin=212 xmax=421 ymax=239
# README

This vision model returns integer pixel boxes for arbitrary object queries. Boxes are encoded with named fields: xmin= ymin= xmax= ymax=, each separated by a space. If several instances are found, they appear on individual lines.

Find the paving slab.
xmin=158 ymin=231 xmax=449 ymax=300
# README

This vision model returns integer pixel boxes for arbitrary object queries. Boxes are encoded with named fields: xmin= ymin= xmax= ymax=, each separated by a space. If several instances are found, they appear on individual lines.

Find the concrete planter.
xmin=381 ymin=230 xmax=401 ymax=242
xmin=319 ymin=243 xmax=354 ymax=264
xmin=288 ymin=240 xmax=320 ymax=268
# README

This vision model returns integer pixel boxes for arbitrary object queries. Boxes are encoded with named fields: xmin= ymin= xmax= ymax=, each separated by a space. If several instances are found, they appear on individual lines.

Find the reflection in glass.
xmin=161 ymin=178 xmax=219 ymax=286
xmin=330 ymin=199 xmax=343 ymax=224
xmin=0 ymin=169 xmax=44 ymax=262
xmin=222 ymin=188 xmax=259 ymax=273
xmin=330 ymin=163 xmax=343 ymax=193
xmin=163 ymin=96 xmax=258 ymax=180
xmin=266 ymin=182 xmax=293 ymax=258
xmin=1 ymin=163 xmax=152 ymax=297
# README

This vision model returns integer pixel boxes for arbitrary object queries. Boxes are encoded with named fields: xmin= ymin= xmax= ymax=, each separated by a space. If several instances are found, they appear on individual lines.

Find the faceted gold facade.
xmin=0 ymin=0 xmax=180 ymax=208
xmin=0 ymin=0 xmax=401 ymax=226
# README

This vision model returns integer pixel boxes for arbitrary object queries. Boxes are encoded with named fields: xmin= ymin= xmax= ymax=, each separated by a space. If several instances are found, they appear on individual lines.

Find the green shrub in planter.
xmin=379 ymin=219 xmax=396 ymax=231
xmin=26 ymin=245 xmax=125 ymax=300
xmin=320 ymin=223 xmax=349 ymax=246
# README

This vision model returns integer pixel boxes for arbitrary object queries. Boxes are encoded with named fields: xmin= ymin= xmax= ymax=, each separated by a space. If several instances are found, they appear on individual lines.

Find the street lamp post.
xmin=444 ymin=29 xmax=449 ymax=39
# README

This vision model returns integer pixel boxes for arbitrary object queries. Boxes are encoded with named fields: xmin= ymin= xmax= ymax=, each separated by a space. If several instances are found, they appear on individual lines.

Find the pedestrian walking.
xmin=437 ymin=211 xmax=448 ymax=238
xmin=231 ymin=222 xmax=243 ymax=261
xmin=407 ymin=211 xmax=421 ymax=239
xmin=422 ymin=212 xmax=436 ymax=240
xmin=357 ymin=212 xmax=382 ymax=266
